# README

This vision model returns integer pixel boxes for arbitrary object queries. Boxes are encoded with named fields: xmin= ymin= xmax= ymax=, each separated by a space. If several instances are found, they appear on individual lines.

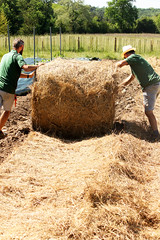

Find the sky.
xmin=83 ymin=0 xmax=160 ymax=9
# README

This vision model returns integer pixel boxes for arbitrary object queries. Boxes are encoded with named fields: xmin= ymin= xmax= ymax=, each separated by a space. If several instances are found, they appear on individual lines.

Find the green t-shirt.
xmin=0 ymin=50 xmax=26 ymax=94
xmin=126 ymin=54 xmax=160 ymax=89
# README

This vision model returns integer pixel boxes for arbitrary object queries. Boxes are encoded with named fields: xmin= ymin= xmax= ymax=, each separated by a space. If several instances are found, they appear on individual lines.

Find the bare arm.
xmin=116 ymin=60 xmax=135 ymax=86
xmin=21 ymin=62 xmax=44 ymax=72
xmin=22 ymin=65 xmax=37 ymax=72
xmin=20 ymin=62 xmax=44 ymax=78
xmin=115 ymin=59 xmax=129 ymax=70
xmin=119 ymin=74 xmax=135 ymax=87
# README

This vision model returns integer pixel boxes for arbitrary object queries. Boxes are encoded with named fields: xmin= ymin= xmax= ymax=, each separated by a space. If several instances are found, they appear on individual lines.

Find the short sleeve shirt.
xmin=126 ymin=54 xmax=160 ymax=89
xmin=0 ymin=50 xmax=26 ymax=94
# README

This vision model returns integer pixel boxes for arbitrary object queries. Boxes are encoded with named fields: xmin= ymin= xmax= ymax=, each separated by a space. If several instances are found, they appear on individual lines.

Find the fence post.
xmin=50 ymin=27 xmax=52 ymax=60
xmin=33 ymin=27 xmax=35 ymax=64
xmin=78 ymin=36 xmax=80 ymax=51
xmin=150 ymin=40 xmax=153 ymax=52
xmin=114 ymin=37 xmax=117 ymax=52
xmin=60 ymin=27 xmax=62 ymax=56
xmin=7 ymin=25 xmax=10 ymax=52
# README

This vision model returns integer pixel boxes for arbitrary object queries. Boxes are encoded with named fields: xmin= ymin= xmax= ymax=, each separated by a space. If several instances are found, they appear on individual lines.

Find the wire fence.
xmin=1 ymin=26 xmax=160 ymax=61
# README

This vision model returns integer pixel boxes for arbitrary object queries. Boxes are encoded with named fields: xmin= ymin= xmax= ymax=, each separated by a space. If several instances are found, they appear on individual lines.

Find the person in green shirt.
xmin=116 ymin=45 xmax=160 ymax=141
xmin=0 ymin=38 xmax=43 ymax=139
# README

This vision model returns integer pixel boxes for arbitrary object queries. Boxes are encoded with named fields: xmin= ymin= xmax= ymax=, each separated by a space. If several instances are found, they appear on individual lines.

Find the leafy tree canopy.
xmin=155 ymin=13 xmax=160 ymax=32
xmin=0 ymin=8 xmax=8 ymax=35
xmin=105 ymin=0 xmax=138 ymax=33
xmin=0 ymin=0 xmax=55 ymax=35
xmin=138 ymin=8 xmax=160 ymax=18
xmin=136 ymin=17 xmax=158 ymax=33
xmin=53 ymin=0 xmax=93 ymax=33
xmin=0 ymin=0 xmax=160 ymax=35
xmin=1 ymin=0 xmax=23 ymax=34
xmin=18 ymin=0 xmax=55 ymax=35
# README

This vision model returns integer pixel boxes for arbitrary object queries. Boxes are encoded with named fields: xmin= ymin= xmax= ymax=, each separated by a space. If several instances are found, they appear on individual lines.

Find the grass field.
xmin=0 ymin=33 xmax=160 ymax=61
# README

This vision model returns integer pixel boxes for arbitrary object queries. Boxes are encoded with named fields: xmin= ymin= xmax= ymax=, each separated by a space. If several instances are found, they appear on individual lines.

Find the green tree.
xmin=136 ymin=17 xmax=158 ymax=33
xmin=0 ymin=0 xmax=55 ymax=35
xmin=91 ymin=16 xmax=109 ymax=33
xmin=69 ymin=0 xmax=92 ymax=33
xmin=54 ymin=0 xmax=92 ymax=33
xmin=53 ymin=3 xmax=72 ymax=32
xmin=138 ymin=8 xmax=160 ymax=18
xmin=0 ymin=0 xmax=23 ymax=34
xmin=0 ymin=8 xmax=8 ymax=34
xmin=155 ymin=14 xmax=160 ymax=33
xmin=105 ymin=0 xmax=138 ymax=33
xmin=89 ymin=7 xmax=109 ymax=33
xmin=18 ymin=0 xmax=55 ymax=34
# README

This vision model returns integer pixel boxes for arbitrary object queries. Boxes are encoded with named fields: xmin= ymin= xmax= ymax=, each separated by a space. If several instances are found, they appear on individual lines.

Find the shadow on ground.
xmin=43 ymin=120 xmax=152 ymax=143
xmin=113 ymin=120 xmax=152 ymax=142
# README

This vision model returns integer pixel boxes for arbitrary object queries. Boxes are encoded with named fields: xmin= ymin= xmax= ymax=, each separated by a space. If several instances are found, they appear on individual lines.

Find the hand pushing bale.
xmin=31 ymin=58 xmax=117 ymax=139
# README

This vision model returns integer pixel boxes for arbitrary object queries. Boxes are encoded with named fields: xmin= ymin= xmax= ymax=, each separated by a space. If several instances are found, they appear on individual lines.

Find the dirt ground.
xmin=0 ymin=94 xmax=32 ymax=162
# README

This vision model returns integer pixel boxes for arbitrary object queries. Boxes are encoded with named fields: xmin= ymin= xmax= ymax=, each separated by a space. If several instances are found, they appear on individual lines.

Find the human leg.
xmin=145 ymin=110 xmax=158 ymax=131
xmin=143 ymin=83 xmax=160 ymax=140
xmin=145 ymin=109 xmax=160 ymax=141
xmin=0 ymin=110 xmax=10 ymax=130
xmin=0 ymin=91 xmax=14 ymax=137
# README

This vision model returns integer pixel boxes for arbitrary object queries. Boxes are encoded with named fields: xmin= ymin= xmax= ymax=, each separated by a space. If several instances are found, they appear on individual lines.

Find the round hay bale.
xmin=31 ymin=58 xmax=117 ymax=138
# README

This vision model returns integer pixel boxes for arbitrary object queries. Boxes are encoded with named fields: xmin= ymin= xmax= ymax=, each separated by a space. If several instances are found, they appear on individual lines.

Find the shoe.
xmin=0 ymin=130 xmax=7 ymax=139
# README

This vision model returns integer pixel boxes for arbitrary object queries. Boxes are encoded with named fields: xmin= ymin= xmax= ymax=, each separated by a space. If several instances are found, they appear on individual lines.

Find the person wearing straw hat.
xmin=116 ymin=45 xmax=160 ymax=141
xmin=0 ymin=38 xmax=43 ymax=139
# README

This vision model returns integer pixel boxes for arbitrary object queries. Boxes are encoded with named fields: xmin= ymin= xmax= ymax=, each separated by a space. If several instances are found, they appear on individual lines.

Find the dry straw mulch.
xmin=0 ymin=132 xmax=160 ymax=239
xmin=32 ymin=58 xmax=117 ymax=138
xmin=0 ymin=58 xmax=160 ymax=239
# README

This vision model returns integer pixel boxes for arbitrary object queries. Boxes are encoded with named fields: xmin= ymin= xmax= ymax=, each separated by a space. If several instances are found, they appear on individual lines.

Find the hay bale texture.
xmin=31 ymin=58 xmax=116 ymax=138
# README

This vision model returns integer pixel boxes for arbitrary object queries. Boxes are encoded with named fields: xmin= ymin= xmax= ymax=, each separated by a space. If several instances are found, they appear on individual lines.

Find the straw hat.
xmin=121 ymin=45 xmax=136 ymax=58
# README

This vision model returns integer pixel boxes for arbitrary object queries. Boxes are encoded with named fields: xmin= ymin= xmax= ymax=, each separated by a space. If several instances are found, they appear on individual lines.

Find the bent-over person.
xmin=0 ymin=38 xmax=43 ymax=139
xmin=116 ymin=45 xmax=160 ymax=141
